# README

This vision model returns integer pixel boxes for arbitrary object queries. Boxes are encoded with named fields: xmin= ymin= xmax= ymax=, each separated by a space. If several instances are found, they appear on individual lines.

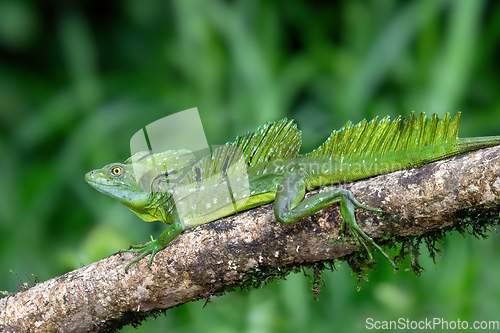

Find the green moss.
xmin=97 ymin=308 xmax=168 ymax=333
xmin=388 ymin=203 xmax=500 ymax=276
xmin=1 ymin=271 xmax=40 ymax=298
xmin=230 ymin=265 xmax=301 ymax=292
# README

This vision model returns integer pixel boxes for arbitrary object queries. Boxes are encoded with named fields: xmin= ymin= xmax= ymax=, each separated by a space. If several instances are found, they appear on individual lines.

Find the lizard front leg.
xmin=120 ymin=220 xmax=184 ymax=270
xmin=274 ymin=171 xmax=396 ymax=269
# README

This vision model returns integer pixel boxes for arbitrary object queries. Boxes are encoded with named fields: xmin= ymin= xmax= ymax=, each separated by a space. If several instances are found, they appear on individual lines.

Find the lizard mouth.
xmin=85 ymin=173 xmax=130 ymax=188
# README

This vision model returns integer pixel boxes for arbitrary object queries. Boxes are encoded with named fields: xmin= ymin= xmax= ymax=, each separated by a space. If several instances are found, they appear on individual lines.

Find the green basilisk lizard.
xmin=85 ymin=112 xmax=500 ymax=270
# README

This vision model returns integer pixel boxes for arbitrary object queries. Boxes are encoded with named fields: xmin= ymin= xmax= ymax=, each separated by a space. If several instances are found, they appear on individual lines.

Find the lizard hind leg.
xmin=274 ymin=172 xmax=396 ymax=270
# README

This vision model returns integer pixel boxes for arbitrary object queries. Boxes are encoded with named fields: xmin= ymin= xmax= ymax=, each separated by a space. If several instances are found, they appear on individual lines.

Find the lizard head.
xmin=85 ymin=150 xmax=196 ymax=222
xmin=85 ymin=161 xmax=162 ymax=221
xmin=85 ymin=162 xmax=146 ymax=201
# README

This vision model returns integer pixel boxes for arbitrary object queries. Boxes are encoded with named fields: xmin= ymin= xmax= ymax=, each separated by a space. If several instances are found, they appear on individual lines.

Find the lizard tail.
xmin=456 ymin=136 xmax=500 ymax=153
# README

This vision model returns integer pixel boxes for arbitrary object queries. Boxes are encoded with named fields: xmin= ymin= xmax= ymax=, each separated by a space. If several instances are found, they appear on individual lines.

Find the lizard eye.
xmin=110 ymin=166 xmax=124 ymax=177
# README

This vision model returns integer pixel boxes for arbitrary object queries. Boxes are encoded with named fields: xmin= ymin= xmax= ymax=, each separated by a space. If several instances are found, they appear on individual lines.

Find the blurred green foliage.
xmin=1 ymin=0 xmax=500 ymax=332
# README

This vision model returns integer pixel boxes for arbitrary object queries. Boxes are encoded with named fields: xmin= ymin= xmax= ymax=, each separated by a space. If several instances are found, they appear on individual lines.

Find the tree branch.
xmin=2 ymin=146 xmax=500 ymax=332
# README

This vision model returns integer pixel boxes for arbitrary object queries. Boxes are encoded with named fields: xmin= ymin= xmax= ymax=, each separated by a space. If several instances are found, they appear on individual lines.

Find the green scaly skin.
xmin=85 ymin=112 xmax=500 ymax=270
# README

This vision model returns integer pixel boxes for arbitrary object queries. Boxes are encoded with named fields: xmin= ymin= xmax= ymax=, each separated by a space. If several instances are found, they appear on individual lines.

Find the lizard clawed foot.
xmin=340 ymin=197 xmax=398 ymax=271
xmin=119 ymin=236 xmax=163 ymax=270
